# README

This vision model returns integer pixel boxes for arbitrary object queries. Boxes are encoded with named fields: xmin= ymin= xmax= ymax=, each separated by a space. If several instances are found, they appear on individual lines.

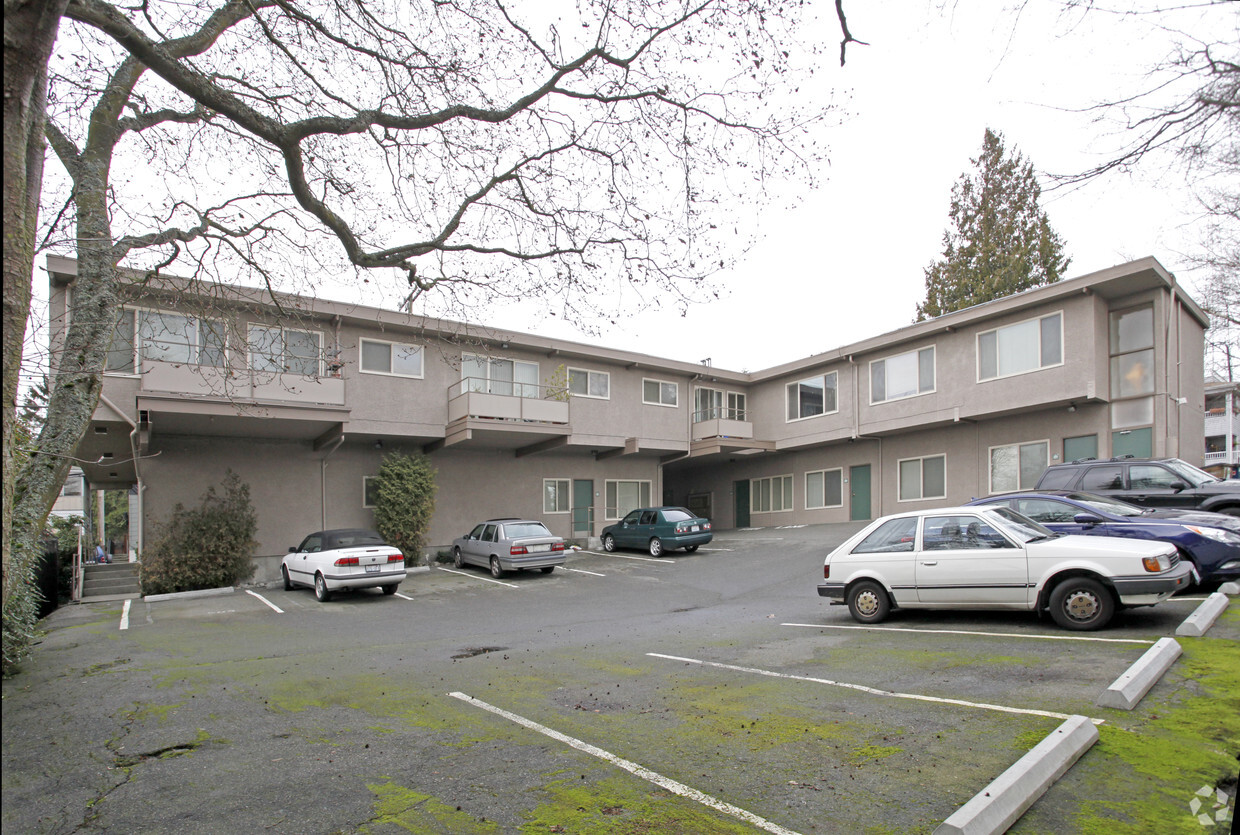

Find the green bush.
xmin=141 ymin=472 xmax=257 ymax=595
xmin=373 ymin=453 xmax=437 ymax=565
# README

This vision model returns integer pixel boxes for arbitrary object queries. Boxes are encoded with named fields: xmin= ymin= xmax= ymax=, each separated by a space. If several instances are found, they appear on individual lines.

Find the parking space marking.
xmin=246 ymin=590 xmax=284 ymax=614
xmin=436 ymin=567 xmax=521 ymax=588
xmin=563 ymin=566 xmax=606 ymax=576
xmin=580 ymin=551 xmax=674 ymax=564
xmin=119 ymin=599 xmax=131 ymax=631
xmin=783 ymin=622 xmax=1154 ymax=645
xmin=394 ymin=592 xmax=415 ymax=601
xmin=648 ymin=653 xmax=1105 ymax=724
xmin=449 ymin=691 xmax=803 ymax=835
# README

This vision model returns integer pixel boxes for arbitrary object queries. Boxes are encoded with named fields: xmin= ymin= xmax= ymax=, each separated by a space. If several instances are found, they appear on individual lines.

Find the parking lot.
xmin=3 ymin=523 xmax=1236 ymax=834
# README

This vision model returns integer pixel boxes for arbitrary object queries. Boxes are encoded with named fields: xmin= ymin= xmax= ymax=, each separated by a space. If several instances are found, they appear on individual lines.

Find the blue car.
xmin=968 ymin=491 xmax=1240 ymax=587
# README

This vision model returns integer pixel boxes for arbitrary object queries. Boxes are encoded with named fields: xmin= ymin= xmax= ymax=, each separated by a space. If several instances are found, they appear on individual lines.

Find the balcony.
xmin=140 ymin=359 xmax=345 ymax=406
xmin=691 ymin=408 xmax=754 ymax=442
xmin=439 ymin=378 xmax=571 ymax=451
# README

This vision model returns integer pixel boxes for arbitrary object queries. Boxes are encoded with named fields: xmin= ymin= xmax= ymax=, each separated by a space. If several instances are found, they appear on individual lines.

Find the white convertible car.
xmin=282 ymin=529 xmax=407 ymax=602
xmin=818 ymin=505 xmax=1192 ymax=630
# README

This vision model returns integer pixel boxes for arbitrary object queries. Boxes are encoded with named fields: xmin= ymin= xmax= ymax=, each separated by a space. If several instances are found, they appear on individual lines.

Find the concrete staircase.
xmin=81 ymin=562 xmax=142 ymax=602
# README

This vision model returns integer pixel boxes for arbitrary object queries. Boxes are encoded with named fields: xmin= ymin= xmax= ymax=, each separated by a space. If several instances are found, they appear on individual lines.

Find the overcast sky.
xmin=435 ymin=0 xmax=1227 ymax=372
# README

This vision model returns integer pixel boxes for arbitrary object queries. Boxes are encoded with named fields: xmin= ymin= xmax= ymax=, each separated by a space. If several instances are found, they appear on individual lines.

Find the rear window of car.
xmin=503 ymin=522 xmax=553 ymax=539
xmin=852 ymin=517 xmax=918 ymax=554
xmin=325 ymin=531 xmax=385 ymax=549
xmin=1037 ymin=468 xmax=1076 ymax=489
xmin=661 ymin=509 xmax=695 ymax=522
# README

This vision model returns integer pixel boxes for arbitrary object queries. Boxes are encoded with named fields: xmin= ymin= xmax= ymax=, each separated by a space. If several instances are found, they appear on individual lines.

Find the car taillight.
xmin=387 ymin=553 xmax=404 ymax=563
xmin=551 ymin=542 xmax=565 ymax=551
xmin=334 ymin=556 xmax=359 ymax=566
xmin=510 ymin=545 xmax=527 ymax=555
xmin=704 ymin=522 xmax=711 ymax=530
xmin=823 ymin=565 xmax=830 ymax=580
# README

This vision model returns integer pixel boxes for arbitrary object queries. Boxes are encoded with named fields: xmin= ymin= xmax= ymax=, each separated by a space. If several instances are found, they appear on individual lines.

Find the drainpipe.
xmin=847 ymin=355 xmax=883 ymax=517
xmin=320 ymin=434 xmax=346 ymax=529
xmin=100 ymin=393 xmax=143 ymax=562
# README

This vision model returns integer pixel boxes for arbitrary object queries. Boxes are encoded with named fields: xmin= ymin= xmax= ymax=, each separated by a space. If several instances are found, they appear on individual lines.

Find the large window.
xmin=989 ymin=441 xmax=1048 ymax=493
xmin=805 ymin=469 xmax=843 ymax=509
xmin=978 ymin=312 xmax=1063 ymax=380
xmin=106 ymin=308 xmax=227 ymax=373
xmin=462 ymin=354 xmax=539 ymax=397
xmin=694 ymin=387 xmax=746 ymax=421
xmin=898 ymin=455 xmax=946 ymax=502
xmin=751 ymin=474 xmax=793 ymax=513
xmin=605 ymin=479 xmax=651 ymax=520
xmin=568 ymin=368 xmax=610 ymax=399
xmin=544 ymin=479 xmax=570 ymax=514
xmin=786 ymin=373 xmax=837 ymax=421
xmin=360 ymin=338 xmax=424 ymax=378
xmin=642 ymin=378 xmax=679 ymax=407
xmin=1109 ymin=305 xmax=1155 ymax=456
xmin=248 ymin=324 xmax=322 ymax=376
xmin=872 ymin=347 xmax=935 ymax=403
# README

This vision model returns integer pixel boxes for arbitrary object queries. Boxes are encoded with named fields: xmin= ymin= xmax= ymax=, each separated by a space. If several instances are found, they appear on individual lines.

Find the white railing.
xmin=447 ymin=378 xmax=570 ymax=424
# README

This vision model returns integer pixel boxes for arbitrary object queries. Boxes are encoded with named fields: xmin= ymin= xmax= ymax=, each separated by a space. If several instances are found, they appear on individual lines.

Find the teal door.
xmin=734 ymin=480 xmax=750 ymax=528
xmin=572 ymin=480 xmax=593 ymax=536
xmin=849 ymin=465 xmax=871 ymax=521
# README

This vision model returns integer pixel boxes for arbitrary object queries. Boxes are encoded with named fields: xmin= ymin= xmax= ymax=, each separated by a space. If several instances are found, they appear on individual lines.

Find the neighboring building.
xmin=1204 ymin=379 xmax=1239 ymax=479
xmin=49 ymin=467 xmax=86 ymax=520
xmin=48 ymin=255 xmax=1208 ymax=561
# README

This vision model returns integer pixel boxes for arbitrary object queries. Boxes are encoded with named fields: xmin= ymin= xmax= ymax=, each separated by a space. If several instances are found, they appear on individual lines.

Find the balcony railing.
xmin=691 ymin=407 xmax=753 ymax=442
xmin=447 ymin=377 xmax=569 ymax=424
xmin=139 ymin=359 xmax=345 ymax=405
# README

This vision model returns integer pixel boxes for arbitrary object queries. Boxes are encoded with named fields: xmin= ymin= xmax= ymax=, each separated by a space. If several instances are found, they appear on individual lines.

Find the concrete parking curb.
xmin=933 ymin=714 xmax=1099 ymax=835
xmin=1096 ymin=637 xmax=1182 ymax=710
xmin=1217 ymin=581 xmax=1239 ymax=595
xmin=1175 ymin=592 xmax=1229 ymax=637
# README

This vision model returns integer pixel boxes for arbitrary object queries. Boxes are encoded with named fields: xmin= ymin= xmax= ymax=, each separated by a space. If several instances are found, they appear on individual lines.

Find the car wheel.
xmin=684 ymin=544 xmax=699 ymax=553
xmin=1049 ymin=577 xmax=1114 ymax=631
xmin=381 ymin=584 xmax=398 ymax=595
xmin=314 ymin=573 xmax=332 ymax=602
xmin=602 ymin=534 xmax=616 ymax=552
xmin=1218 ymin=506 xmax=1240 ymax=518
xmin=649 ymin=538 xmax=664 ymax=557
xmin=846 ymin=580 xmax=890 ymax=625
xmin=453 ymin=546 xmax=464 ymax=569
xmin=540 ymin=566 xmax=555 ymax=574
xmin=282 ymin=565 xmax=293 ymax=591
xmin=490 ymin=557 xmax=505 ymax=578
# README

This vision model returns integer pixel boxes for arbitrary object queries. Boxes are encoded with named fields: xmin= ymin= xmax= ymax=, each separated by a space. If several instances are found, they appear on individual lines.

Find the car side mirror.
xmin=288 ymin=546 xmax=297 ymax=552
xmin=1171 ymin=481 xmax=1188 ymax=492
xmin=1073 ymin=513 xmax=1103 ymax=526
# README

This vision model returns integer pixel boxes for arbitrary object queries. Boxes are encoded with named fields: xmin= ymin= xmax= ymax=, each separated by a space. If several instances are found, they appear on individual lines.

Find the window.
xmin=643 ymin=378 xmax=679 ymax=407
xmin=1013 ymin=498 xmax=1078 ymax=524
xmin=363 ymin=476 xmax=379 ymax=508
xmin=978 ymin=312 xmax=1063 ymax=380
xmin=568 ymin=368 xmax=610 ymax=399
xmin=990 ymin=441 xmax=1048 ymax=493
xmin=693 ymin=387 xmax=747 ymax=421
xmin=106 ymin=308 xmax=227 ymax=373
xmin=1063 ymin=434 xmax=1098 ymax=463
xmin=1108 ymin=306 xmax=1154 ymax=438
xmin=751 ymin=475 xmax=793 ymax=513
xmin=871 ymin=347 xmax=935 ymax=403
xmin=360 ymin=339 xmax=424 ymax=378
xmin=898 ymin=455 xmax=946 ymax=502
xmin=1081 ymin=465 xmax=1124 ymax=491
xmin=605 ymin=479 xmax=651 ymax=520
xmin=61 ymin=473 xmax=83 ymax=497
xmin=923 ymin=515 xmax=1014 ymax=550
xmin=805 ymin=469 xmax=843 ymax=509
xmin=786 ymin=373 xmax=837 ymax=421
xmin=462 ymin=354 xmax=539 ymax=397
xmin=852 ymin=516 xmax=918 ymax=553
xmin=248 ymin=324 xmax=322 ymax=376
xmin=544 ymin=479 xmax=570 ymax=513
xmin=1129 ymin=464 xmax=1184 ymax=490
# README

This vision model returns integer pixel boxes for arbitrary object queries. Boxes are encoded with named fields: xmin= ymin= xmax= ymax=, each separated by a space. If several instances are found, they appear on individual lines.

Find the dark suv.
xmin=1035 ymin=457 xmax=1240 ymax=516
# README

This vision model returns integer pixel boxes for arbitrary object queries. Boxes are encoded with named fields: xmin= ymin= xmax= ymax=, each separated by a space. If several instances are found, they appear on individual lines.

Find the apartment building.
xmin=48 ymin=255 xmax=1208 ymax=560
xmin=1204 ymin=379 xmax=1239 ymax=478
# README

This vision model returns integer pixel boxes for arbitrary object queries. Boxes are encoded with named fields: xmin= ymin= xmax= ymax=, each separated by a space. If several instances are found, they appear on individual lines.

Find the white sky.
xmin=452 ymin=0 xmax=1227 ymax=372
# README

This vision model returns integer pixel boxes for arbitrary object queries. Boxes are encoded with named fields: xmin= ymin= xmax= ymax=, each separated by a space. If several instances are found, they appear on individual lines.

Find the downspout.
xmin=99 ymin=393 xmax=143 ymax=563
xmin=320 ymin=434 xmax=346 ymax=530
xmin=848 ymin=356 xmax=883 ymax=518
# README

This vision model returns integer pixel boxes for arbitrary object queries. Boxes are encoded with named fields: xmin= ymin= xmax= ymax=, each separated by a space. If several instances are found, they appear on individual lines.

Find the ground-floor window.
xmin=751 ymin=474 xmax=793 ymax=513
xmin=805 ymin=468 xmax=843 ymax=509
xmin=898 ymin=455 xmax=946 ymax=502
xmin=989 ymin=441 xmax=1047 ymax=493
xmin=363 ymin=475 xmax=379 ymax=508
xmin=543 ymin=478 xmax=570 ymax=513
xmin=605 ymin=479 xmax=651 ymax=520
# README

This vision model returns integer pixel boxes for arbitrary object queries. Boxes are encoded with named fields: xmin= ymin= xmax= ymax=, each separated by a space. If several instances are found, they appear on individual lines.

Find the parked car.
xmin=282 ymin=529 xmax=406 ymax=602
xmin=968 ymin=491 xmax=1240 ymax=587
xmin=817 ymin=505 xmax=1190 ymax=631
xmin=601 ymin=507 xmax=712 ymax=556
xmin=452 ymin=518 xmax=566 ymax=577
xmin=1035 ymin=457 xmax=1240 ymax=516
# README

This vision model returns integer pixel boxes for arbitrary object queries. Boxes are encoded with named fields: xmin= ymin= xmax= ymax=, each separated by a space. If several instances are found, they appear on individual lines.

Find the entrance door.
xmin=849 ymin=465 xmax=871 ymax=521
xmin=734 ymin=480 xmax=750 ymax=528
xmin=572 ymin=480 xmax=593 ymax=537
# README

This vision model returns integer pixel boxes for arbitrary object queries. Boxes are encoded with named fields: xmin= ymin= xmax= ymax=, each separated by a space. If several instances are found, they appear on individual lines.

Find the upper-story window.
xmin=106 ymin=308 xmax=227 ymax=374
xmin=643 ymin=378 xmax=679 ymax=407
xmin=462 ymin=354 xmax=539 ymax=397
xmin=248 ymin=324 xmax=322 ymax=376
xmin=694 ymin=387 xmax=746 ymax=421
xmin=871 ymin=347 xmax=935 ymax=403
xmin=568 ymin=368 xmax=610 ymax=399
xmin=786 ymin=372 xmax=837 ymax=421
xmin=978 ymin=312 xmax=1062 ymax=381
xmin=360 ymin=338 xmax=424 ymax=378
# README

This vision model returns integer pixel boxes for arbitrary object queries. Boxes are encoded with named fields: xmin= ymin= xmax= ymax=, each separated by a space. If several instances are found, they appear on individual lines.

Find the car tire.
xmin=1218 ymin=506 xmax=1240 ymax=518
xmin=381 ymin=584 xmax=398 ymax=595
xmin=540 ymin=566 xmax=555 ymax=574
xmin=314 ymin=573 xmax=332 ymax=602
xmin=846 ymin=580 xmax=890 ymax=625
xmin=649 ymin=538 xmax=664 ymax=557
xmin=684 ymin=544 xmax=699 ymax=553
xmin=490 ymin=557 xmax=505 ymax=578
xmin=602 ymin=534 xmax=616 ymax=552
xmin=453 ymin=546 xmax=464 ymax=569
xmin=282 ymin=565 xmax=293 ymax=591
xmin=1049 ymin=577 xmax=1114 ymax=631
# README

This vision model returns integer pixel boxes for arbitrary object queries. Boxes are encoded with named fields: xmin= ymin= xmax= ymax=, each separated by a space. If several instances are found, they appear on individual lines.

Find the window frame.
xmin=362 ymin=475 xmax=379 ymax=509
xmin=897 ymin=454 xmax=947 ymax=502
xmin=642 ymin=377 xmax=679 ymax=408
xmin=247 ymin=323 xmax=324 ymax=377
xmin=750 ymin=474 xmax=794 ymax=513
xmin=461 ymin=353 xmax=540 ymax=397
xmin=106 ymin=305 xmax=229 ymax=375
xmin=604 ymin=479 xmax=652 ymax=520
xmin=805 ymin=468 xmax=844 ymax=509
xmin=988 ymin=440 xmax=1050 ymax=494
xmin=543 ymin=478 xmax=571 ymax=514
xmin=359 ymin=337 xmax=425 ymax=379
xmin=871 ymin=346 xmax=936 ymax=404
xmin=567 ymin=367 xmax=611 ymax=400
xmin=785 ymin=372 xmax=838 ymax=422
xmin=977 ymin=311 xmax=1064 ymax=382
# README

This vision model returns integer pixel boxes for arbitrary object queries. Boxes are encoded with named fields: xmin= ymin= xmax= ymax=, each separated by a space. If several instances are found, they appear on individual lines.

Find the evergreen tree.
xmin=916 ymin=129 xmax=1070 ymax=321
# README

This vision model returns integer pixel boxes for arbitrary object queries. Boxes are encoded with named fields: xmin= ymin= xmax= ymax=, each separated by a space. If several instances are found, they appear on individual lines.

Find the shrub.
xmin=373 ymin=453 xmax=437 ymax=565
xmin=141 ymin=472 xmax=257 ymax=595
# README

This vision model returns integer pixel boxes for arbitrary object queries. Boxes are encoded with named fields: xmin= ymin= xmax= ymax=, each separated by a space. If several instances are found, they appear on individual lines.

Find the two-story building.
xmin=1204 ymin=379 xmax=1239 ymax=478
xmin=48 ymin=255 xmax=1208 ymax=564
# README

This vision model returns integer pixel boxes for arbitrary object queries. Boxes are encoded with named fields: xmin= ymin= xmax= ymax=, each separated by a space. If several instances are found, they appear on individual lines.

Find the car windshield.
xmin=661 ymin=508 xmax=696 ymax=522
xmin=504 ymin=522 xmax=553 ymax=539
xmin=1163 ymin=458 xmax=1218 ymax=487
xmin=985 ymin=506 xmax=1055 ymax=542
xmin=1063 ymin=492 xmax=1146 ymax=517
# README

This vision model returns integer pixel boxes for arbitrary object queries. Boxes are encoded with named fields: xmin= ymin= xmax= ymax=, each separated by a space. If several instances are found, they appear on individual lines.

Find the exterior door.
xmin=734 ymin=480 xmax=750 ymax=528
xmin=572 ymin=480 xmax=593 ymax=537
xmin=849 ymin=465 xmax=871 ymax=521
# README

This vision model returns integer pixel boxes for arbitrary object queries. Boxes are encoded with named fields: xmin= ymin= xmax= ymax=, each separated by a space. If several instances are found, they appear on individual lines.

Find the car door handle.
xmin=921 ymin=561 xmax=938 ymax=566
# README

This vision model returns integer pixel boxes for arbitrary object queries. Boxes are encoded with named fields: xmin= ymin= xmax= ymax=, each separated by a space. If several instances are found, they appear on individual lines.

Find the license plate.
xmin=528 ymin=544 xmax=550 ymax=553
xmin=365 ymin=564 xmax=380 ymax=573
xmin=690 ymin=526 xmax=700 ymax=532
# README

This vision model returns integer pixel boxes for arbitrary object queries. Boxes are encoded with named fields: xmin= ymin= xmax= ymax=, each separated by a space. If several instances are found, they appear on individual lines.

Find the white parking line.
xmin=696 ymin=547 xmax=733 ymax=552
xmin=563 ymin=566 xmax=606 ymax=576
xmin=648 ymin=653 xmax=1105 ymax=725
xmin=580 ymin=550 xmax=674 ymax=564
xmin=449 ymin=692 xmax=803 ymax=835
xmin=119 ymin=599 xmax=131 ymax=630
xmin=394 ymin=592 xmax=415 ymax=601
xmin=246 ymin=590 xmax=284 ymax=613
xmin=783 ymin=622 xmax=1155 ymax=645
xmin=436 ymin=567 xmax=521 ymax=588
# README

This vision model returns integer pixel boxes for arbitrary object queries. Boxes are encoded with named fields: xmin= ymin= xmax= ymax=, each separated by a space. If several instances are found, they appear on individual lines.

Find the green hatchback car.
xmin=601 ymin=507 xmax=713 ymax=556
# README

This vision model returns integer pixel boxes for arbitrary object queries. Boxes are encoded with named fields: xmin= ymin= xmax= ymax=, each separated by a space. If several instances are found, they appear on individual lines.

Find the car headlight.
xmin=1142 ymin=553 xmax=1173 ymax=572
xmin=1185 ymin=525 xmax=1240 ymax=545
